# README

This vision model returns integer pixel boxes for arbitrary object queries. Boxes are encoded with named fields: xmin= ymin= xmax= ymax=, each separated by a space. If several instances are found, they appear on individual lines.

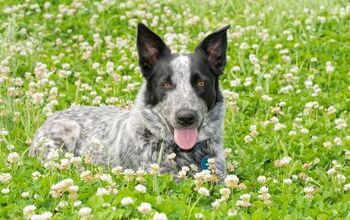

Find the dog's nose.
xmin=176 ymin=109 xmax=197 ymax=126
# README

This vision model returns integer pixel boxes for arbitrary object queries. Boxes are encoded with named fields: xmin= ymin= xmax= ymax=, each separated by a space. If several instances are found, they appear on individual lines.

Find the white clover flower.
xmin=197 ymin=187 xmax=210 ymax=196
xmin=96 ymin=187 xmax=110 ymax=196
xmin=270 ymin=116 xmax=279 ymax=123
xmin=137 ymin=202 xmax=152 ymax=215
xmin=92 ymin=62 xmax=100 ymax=69
xmin=244 ymin=77 xmax=252 ymax=87
xmin=0 ymin=173 xmax=12 ymax=184
xmin=345 ymin=150 xmax=350 ymax=160
xmin=135 ymin=184 xmax=147 ymax=194
xmin=68 ymin=185 xmax=79 ymax=193
xmin=327 ymin=106 xmax=336 ymax=114
xmin=153 ymin=212 xmax=168 ymax=220
xmin=300 ymin=128 xmax=309 ymax=134
xmin=257 ymin=176 xmax=267 ymax=184
xmin=261 ymin=94 xmax=272 ymax=101
xmin=336 ymin=174 xmax=346 ymax=184
xmin=259 ymin=186 xmax=269 ymax=194
xmin=121 ymin=197 xmax=134 ymax=206
xmin=178 ymin=170 xmax=187 ymax=179
xmin=181 ymin=166 xmax=190 ymax=172
xmin=211 ymin=199 xmax=221 ymax=208
xmin=64 ymin=152 xmax=74 ymax=159
xmin=135 ymin=168 xmax=147 ymax=181
xmin=58 ymin=158 xmax=70 ymax=170
xmin=274 ymin=123 xmax=286 ymax=131
xmin=344 ymin=184 xmax=350 ymax=191
xmin=335 ymin=118 xmax=347 ymax=130
xmin=194 ymin=213 xmax=204 ymax=219
xmin=49 ymin=178 xmax=78 ymax=199
xmin=275 ymin=43 xmax=283 ymax=49
xmin=228 ymin=208 xmax=237 ymax=216
xmin=30 ymin=212 xmax=53 ymax=220
xmin=282 ymin=156 xmax=292 ymax=164
xmin=21 ymin=191 xmax=30 ymax=198
xmin=46 ymin=150 xmax=59 ymax=161
xmin=244 ymin=135 xmax=253 ymax=143
xmin=325 ymin=61 xmax=335 ymax=73
xmin=236 ymin=193 xmax=251 ymax=207
xmin=232 ymin=66 xmax=241 ymax=72
xmin=98 ymin=174 xmax=113 ymax=183
xmin=275 ymin=156 xmax=291 ymax=167
xmin=7 ymin=152 xmax=20 ymax=164
xmin=23 ymin=205 xmax=36 ymax=218
xmin=69 ymin=156 xmax=82 ymax=165
xmin=334 ymin=137 xmax=343 ymax=146
xmin=323 ymin=141 xmax=332 ymax=148
xmin=310 ymin=57 xmax=318 ymax=62
xmin=249 ymin=54 xmax=259 ymax=64
xmin=149 ymin=164 xmax=159 ymax=175
xmin=304 ymin=186 xmax=315 ymax=194
xmin=0 ymin=130 xmax=9 ymax=136
xmin=80 ymin=170 xmax=92 ymax=182
xmin=57 ymin=201 xmax=68 ymax=209
xmin=283 ymin=178 xmax=292 ymax=185
xmin=289 ymin=130 xmax=297 ymax=136
xmin=225 ymin=175 xmax=239 ymax=188
xmin=1 ymin=188 xmax=10 ymax=194
xmin=32 ymin=171 xmax=42 ymax=180
xmin=190 ymin=164 xmax=198 ymax=171
xmin=74 ymin=200 xmax=82 ymax=207
xmin=102 ymin=203 xmax=111 ymax=208
xmin=327 ymin=167 xmax=336 ymax=176
xmin=239 ymin=41 xmax=251 ymax=49
xmin=304 ymin=186 xmax=315 ymax=199
xmin=167 ymin=153 xmax=176 ymax=160
xmin=279 ymin=85 xmax=294 ymax=94
xmin=219 ymin=188 xmax=231 ymax=197
xmin=230 ymin=79 xmax=241 ymax=87
xmin=78 ymin=207 xmax=92 ymax=218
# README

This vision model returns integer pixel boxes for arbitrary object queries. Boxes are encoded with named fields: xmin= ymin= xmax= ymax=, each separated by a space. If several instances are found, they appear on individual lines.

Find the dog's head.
xmin=137 ymin=23 xmax=229 ymax=150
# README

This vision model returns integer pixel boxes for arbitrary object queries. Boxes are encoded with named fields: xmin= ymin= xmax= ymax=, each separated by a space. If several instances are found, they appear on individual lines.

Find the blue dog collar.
xmin=195 ymin=142 xmax=209 ymax=170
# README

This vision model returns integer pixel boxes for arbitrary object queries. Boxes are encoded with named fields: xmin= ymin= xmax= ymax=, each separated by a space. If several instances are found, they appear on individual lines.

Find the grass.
xmin=0 ymin=0 xmax=350 ymax=219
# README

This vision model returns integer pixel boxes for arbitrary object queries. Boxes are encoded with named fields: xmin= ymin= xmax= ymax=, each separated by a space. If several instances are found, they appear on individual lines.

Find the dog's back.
xmin=30 ymin=106 xmax=129 ymax=163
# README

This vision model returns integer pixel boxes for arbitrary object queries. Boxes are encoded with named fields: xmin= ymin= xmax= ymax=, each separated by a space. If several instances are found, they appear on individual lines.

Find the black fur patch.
xmin=143 ymin=55 xmax=175 ymax=106
xmin=189 ymin=54 xmax=223 ymax=110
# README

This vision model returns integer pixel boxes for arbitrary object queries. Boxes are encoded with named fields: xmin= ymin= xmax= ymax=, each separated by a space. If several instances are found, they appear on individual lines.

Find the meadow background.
xmin=0 ymin=0 xmax=350 ymax=219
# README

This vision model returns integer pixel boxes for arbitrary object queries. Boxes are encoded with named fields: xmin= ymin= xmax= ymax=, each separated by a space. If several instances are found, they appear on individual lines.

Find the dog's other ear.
xmin=195 ymin=25 xmax=230 ymax=76
xmin=137 ymin=23 xmax=171 ymax=77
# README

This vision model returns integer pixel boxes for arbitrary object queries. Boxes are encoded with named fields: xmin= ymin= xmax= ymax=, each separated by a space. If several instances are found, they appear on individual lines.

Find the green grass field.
xmin=0 ymin=0 xmax=350 ymax=219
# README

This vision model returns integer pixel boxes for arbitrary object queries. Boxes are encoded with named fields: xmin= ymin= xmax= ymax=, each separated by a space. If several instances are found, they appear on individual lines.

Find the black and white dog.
xmin=30 ymin=23 xmax=229 ymax=178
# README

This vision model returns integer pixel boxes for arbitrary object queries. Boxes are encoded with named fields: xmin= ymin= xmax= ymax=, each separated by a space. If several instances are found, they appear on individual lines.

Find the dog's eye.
xmin=195 ymin=80 xmax=207 ymax=88
xmin=162 ymin=81 xmax=173 ymax=89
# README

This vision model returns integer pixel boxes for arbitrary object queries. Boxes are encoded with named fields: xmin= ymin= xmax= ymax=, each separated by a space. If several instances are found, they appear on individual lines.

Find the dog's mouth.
xmin=164 ymin=118 xmax=204 ymax=150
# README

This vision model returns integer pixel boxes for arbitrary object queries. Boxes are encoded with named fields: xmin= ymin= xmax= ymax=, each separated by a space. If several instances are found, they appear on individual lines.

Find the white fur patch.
xmin=171 ymin=55 xmax=191 ymax=84
xmin=170 ymin=56 xmax=193 ymax=107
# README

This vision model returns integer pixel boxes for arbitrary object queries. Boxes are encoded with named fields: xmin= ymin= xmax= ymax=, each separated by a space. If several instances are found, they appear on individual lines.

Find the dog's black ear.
xmin=137 ymin=23 xmax=171 ymax=77
xmin=195 ymin=25 xmax=230 ymax=76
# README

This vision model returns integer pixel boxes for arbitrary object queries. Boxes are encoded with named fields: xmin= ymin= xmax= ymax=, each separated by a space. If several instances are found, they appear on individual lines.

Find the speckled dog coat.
xmin=30 ymin=23 xmax=229 ymax=178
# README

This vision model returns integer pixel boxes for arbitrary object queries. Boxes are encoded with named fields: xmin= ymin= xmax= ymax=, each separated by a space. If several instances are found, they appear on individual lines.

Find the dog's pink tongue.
xmin=174 ymin=128 xmax=198 ymax=150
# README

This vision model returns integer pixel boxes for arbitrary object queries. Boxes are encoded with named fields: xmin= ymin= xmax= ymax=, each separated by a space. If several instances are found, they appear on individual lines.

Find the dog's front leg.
xmin=209 ymin=142 xmax=227 ymax=182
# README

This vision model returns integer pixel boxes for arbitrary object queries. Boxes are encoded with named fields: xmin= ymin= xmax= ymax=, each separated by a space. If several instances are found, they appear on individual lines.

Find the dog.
xmin=30 ymin=23 xmax=229 ymax=179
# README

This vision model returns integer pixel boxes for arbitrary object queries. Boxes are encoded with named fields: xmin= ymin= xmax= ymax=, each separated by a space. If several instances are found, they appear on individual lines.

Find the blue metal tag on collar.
xmin=200 ymin=156 xmax=209 ymax=170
